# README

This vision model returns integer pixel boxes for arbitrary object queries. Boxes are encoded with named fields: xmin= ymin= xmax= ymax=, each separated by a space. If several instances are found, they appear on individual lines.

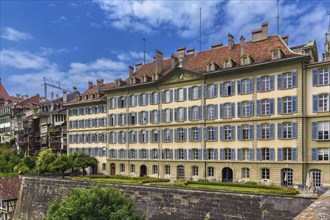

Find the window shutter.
xmin=169 ymin=90 xmax=173 ymax=102
xmin=231 ymin=125 xmax=235 ymax=140
xmin=198 ymin=128 xmax=201 ymax=142
xmin=312 ymin=122 xmax=317 ymax=140
xmin=183 ymin=128 xmax=187 ymax=142
xmin=214 ymin=83 xmax=218 ymax=98
xmin=312 ymin=70 xmax=318 ymax=86
xmin=278 ymin=123 xmax=282 ymax=139
xmin=249 ymin=125 xmax=254 ymax=140
xmin=174 ymin=89 xmax=178 ymax=102
xmin=238 ymin=149 xmax=242 ymax=160
xmin=198 ymin=149 xmax=202 ymax=160
xmin=250 ymin=101 xmax=254 ymax=116
xmin=220 ymin=149 xmax=224 ymax=160
xmin=257 ymin=149 xmax=261 ymax=161
xmin=156 ymin=92 xmax=160 ymax=104
xmin=231 ymin=103 xmax=235 ymax=118
xmin=249 ymin=78 xmax=254 ymax=93
xmin=183 ymin=149 xmax=187 ymax=160
xmin=203 ymin=85 xmax=208 ymax=98
xmin=150 ymin=130 xmax=153 ymax=143
xmin=312 ymin=148 xmax=317 ymax=161
xmin=270 ymin=74 xmax=275 ymax=90
xmin=188 ymin=87 xmax=192 ymax=100
xmin=270 ymin=123 xmax=275 ymax=139
xmin=278 ymin=148 xmax=282 ymax=161
xmin=203 ymin=106 xmax=207 ymax=120
xmin=214 ymin=105 xmax=218 ymax=119
xmin=214 ymin=149 xmax=218 ymax=160
xmin=174 ymin=108 xmax=178 ymax=122
xmin=146 ymin=94 xmax=149 ymax=105
xmin=149 ymin=93 xmax=153 ymax=105
xmin=292 ymin=122 xmax=297 ymax=139
xmin=277 ymin=74 xmax=282 ymax=90
xmin=257 ymin=124 xmax=261 ymax=140
xmin=277 ymin=97 xmax=282 ymax=114
xmin=292 ymin=71 xmax=297 ymax=87
xmin=237 ymin=80 xmax=241 ymax=95
xmin=249 ymin=149 xmax=254 ymax=161
xmin=270 ymin=99 xmax=274 ymax=115
xmin=161 ymin=110 xmax=164 ymax=123
xmin=231 ymin=81 xmax=235 ymax=95
xmin=174 ymin=129 xmax=178 ymax=142
xmin=292 ymin=148 xmax=297 ymax=161
xmin=256 ymin=100 xmax=261 ymax=116
xmin=174 ymin=149 xmax=178 ymax=160
xmin=198 ymin=106 xmax=202 ymax=120
xmin=256 ymin=77 xmax=261 ymax=92
xmin=292 ymin=96 xmax=297 ymax=113
xmin=270 ymin=148 xmax=274 ymax=161
xmin=220 ymin=126 xmax=224 ymax=141
xmin=188 ymin=128 xmax=192 ymax=142
xmin=237 ymin=125 xmax=241 ymax=140
xmin=189 ymin=149 xmax=192 ymax=160
xmin=220 ymin=82 xmax=223 ymax=96
xmin=183 ymin=107 xmax=187 ymax=121
xmin=231 ymin=149 xmax=235 ymax=161
xmin=188 ymin=107 xmax=192 ymax=121
xmin=204 ymin=127 xmax=207 ymax=141
xmin=183 ymin=88 xmax=187 ymax=101
xmin=313 ymin=95 xmax=318 ymax=113
xmin=169 ymin=129 xmax=173 ymax=142
xmin=237 ymin=102 xmax=241 ymax=117
xmin=197 ymin=86 xmax=201 ymax=99
xmin=214 ymin=126 xmax=218 ymax=141
xmin=162 ymin=90 xmax=165 ymax=103
xmin=220 ymin=104 xmax=224 ymax=119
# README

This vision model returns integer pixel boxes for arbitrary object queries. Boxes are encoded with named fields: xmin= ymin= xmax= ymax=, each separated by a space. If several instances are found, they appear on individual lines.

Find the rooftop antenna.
xmin=200 ymin=7 xmax=202 ymax=52
xmin=276 ymin=0 xmax=280 ymax=35
xmin=143 ymin=38 xmax=146 ymax=64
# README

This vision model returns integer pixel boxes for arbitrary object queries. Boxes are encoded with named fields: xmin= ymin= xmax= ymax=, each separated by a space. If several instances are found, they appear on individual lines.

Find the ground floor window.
xmin=130 ymin=164 xmax=135 ymax=173
xmin=261 ymin=168 xmax=270 ymax=179
xmin=241 ymin=168 xmax=249 ymax=178
xmin=152 ymin=165 xmax=158 ymax=174
xmin=192 ymin=166 xmax=198 ymax=176
xmin=102 ymin=163 xmax=106 ymax=171
xmin=120 ymin=164 xmax=125 ymax=172
xmin=311 ymin=169 xmax=322 ymax=187
xmin=165 ymin=165 xmax=170 ymax=174
xmin=208 ymin=167 xmax=214 ymax=177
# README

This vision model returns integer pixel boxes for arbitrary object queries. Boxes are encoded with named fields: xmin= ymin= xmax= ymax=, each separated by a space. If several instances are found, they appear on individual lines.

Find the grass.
xmin=73 ymin=175 xmax=170 ymax=184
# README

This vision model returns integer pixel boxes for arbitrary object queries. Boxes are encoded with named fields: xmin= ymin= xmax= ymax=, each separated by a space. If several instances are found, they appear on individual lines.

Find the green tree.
xmin=46 ymin=185 xmax=144 ymax=220
xmin=73 ymin=153 xmax=97 ymax=175
xmin=36 ymin=149 xmax=56 ymax=174
xmin=50 ymin=154 xmax=72 ymax=178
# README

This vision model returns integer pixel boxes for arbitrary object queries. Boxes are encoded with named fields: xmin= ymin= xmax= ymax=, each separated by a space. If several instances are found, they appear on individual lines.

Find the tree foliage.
xmin=46 ymin=185 xmax=144 ymax=220
xmin=73 ymin=153 xmax=97 ymax=174
xmin=50 ymin=154 xmax=72 ymax=177
xmin=36 ymin=149 xmax=56 ymax=174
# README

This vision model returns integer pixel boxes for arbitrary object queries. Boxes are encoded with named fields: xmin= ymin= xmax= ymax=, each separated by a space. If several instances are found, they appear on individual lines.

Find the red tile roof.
xmin=15 ymin=95 xmax=41 ymax=108
xmin=0 ymin=82 xmax=11 ymax=101
xmin=0 ymin=176 xmax=21 ymax=201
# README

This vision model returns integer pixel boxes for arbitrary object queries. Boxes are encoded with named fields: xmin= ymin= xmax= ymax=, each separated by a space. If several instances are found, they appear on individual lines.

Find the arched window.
xmin=243 ymin=57 xmax=249 ymax=65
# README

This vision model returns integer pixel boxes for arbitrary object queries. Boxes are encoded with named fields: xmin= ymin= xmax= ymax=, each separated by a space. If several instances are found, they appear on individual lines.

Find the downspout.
xmin=301 ymin=57 xmax=307 ymax=188
xmin=156 ymin=86 xmax=161 ymax=179
xmin=127 ymin=88 xmax=130 ymax=176
xmin=203 ymin=75 xmax=207 ymax=178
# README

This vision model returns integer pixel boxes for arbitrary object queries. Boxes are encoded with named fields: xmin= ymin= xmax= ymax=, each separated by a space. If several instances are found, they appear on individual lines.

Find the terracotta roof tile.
xmin=0 ymin=176 xmax=21 ymax=201
xmin=0 ymin=82 xmax=11 ymax=101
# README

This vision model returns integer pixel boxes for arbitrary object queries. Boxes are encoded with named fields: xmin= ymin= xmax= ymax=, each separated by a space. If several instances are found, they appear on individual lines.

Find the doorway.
xmin=222 ymin=167 xmax=233 ymax=182
xmin=140 ymin=165 xmax=147 ymax=177
xmin=177 ymin=165 xmax=185 ymax=179
xmin=110 ymin=163 xmax=116 ymax=175
xmin=281 ymin=168 xmax=293 ymax=187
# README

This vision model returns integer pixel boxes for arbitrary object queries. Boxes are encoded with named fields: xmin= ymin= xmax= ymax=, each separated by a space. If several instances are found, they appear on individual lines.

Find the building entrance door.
xmin=281 ymin=168 xmax=293 ymax=187
xmin=140 ymin=165 xmax=147 ymax=177
xmin=222 ymin=167 xmax=233 ymax=182
xmin=177 ymin=165 xmax=185 ymax=179
xmin=110 ymin=163 xmax=116 ymax=175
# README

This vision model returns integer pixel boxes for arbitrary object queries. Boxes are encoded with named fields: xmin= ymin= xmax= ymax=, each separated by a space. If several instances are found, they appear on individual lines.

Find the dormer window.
xmin=223 ymin=59 xmax=232 ymax=68
xmin=243 ymin=57 xmax=249 ymax=65
xmin=130 ymin=77 xmax=135 ymax=84
xmin=152 ymin=73 xmax=159 ymax=81
xmin=272 ymin=49 xmax=282 ymax=60
xmin=208 ymin=63 xmax=214 ymax=71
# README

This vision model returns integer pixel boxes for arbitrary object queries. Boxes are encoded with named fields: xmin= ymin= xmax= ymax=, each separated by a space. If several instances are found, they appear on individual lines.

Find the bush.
xmin=245 ymin=181 xmax=258 ymax=186
xmin=197 ymin=178 xmax=209 ymax=183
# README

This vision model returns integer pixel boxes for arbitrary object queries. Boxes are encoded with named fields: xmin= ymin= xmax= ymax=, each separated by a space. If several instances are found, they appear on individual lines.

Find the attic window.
xmin=242 ymin=57 xmax=249 ymax=65
xmin=207 ymin=63 xmax=215 ymax=71
xmin=223 ymin=59 xmax=232 ymax=68
xmin=130 ymin=77 xmax=135 ymax=85
xmin=272 ymin=49 xmax=282 ymax=60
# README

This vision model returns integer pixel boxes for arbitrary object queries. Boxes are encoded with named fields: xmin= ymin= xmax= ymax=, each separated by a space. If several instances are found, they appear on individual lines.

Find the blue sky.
xmin=0 ymin=0 xmax=328 ymax=97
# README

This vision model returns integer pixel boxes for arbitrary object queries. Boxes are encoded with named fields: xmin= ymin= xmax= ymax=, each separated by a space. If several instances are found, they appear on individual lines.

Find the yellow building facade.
xmin=66 ymin=23 xmax=329 ymax=188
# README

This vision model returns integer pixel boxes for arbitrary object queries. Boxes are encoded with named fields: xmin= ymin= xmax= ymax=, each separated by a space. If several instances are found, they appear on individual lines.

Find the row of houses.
xmin=0 ymin=22 xmax=329 ymax=188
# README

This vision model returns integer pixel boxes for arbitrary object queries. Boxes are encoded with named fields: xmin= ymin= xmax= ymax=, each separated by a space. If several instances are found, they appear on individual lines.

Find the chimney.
xmin=282 ymin=35 xmax=289 ymax=45
xmin=240 ymin=35 xmax=246 ymax=57
xmin=96 ymin=79 xmax=104 ymax=91
xmin=171 ymin=54 xmax=178 ymax=68
xmin=252 ymin=22 xmax=269 ymax=42
xmin=62 ymin=90 xmax=67 ymax=104
xmin=135 ymin=62 xmax=143 ymax=71
xmin=72 ymin=86 xmax=77 ymax=92
xmin=211 ymin=43 xmax=223 ymax=49
xmin=88 ymin=81 xmax=93 ymax=88
xmin=228 ymin=33 xmax=234 ymax=50
xmin=176 ymin=47 xmax=186 ymax=59
xmin=187 ymin=48 xmax=195 ymax=55
xmin=115 ymin=78 xmax=124 ymax=87
xmin=155 ymin=49 xmax=163 ymax=74
xmin=129 ymin=65 xmax=134 ymax=77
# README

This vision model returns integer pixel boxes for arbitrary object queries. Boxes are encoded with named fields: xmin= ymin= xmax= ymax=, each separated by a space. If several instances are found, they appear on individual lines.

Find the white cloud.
xmin=93 ymin=0 xmax=221 ymax=38
xmin=51 ymin=16 xmax=67 ymax=24
xmin=1 ymin=27 xmax=33 ymax=41
xmin=36 ymin=47 xmax=69 ymax=56
xmin=116 ymin=50 xmax=152 ymax=63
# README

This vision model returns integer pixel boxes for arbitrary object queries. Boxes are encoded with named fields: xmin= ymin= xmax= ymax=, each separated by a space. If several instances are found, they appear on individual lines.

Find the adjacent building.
xmin=0 ymin=177 xmax=21 ymax=220
xmin=66 ymin=22 xmax=329 ymax=188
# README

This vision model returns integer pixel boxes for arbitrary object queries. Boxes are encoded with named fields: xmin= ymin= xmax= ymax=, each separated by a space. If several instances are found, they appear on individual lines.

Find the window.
xmin=242 ymin=148 xmax=250 ymax=160
xmin=224 ymin=103 xmax=232 ymax=118
xmin=140 ymin=130 xmax=147 ymax=143
xmin=310 ymin=169 xmax=321 ymax=187
xmin=241 ymin=101 xmax=251 ymax=117
xmin=192 ymin=166 xmax=199 ymax=176
xmin=192 ymin=127 xmax=199 ymax=141
xmin=140 ymin=111 xmax=148 ymax=124
xmin=317 ymin=148 xmax=329 ymax=161
xmin=260 ymin=76 xmax=271 ymax=92
xmin=192 ymin=86 xmax=200 ymax=100
xmin=282 ymin=122 xmax=293 ymax=139
xmin=164 ymin=129 xmax=172 ymax=142
xmin=119 ymin=113 xmax=126 ymax=126
xmin=109 ymin=98 xmax=116 ymax=109
xmin=241 ymin=79 xmax=251 ymax=94
xmin=207 ymin=127 xmax=216 ymax=141
xmin=130 ymin=164 xmax=135 ymax=173
xmin=223 ymin=81 xmax=234 ymax=96
xmin=243 ymin=57 xmax=249 ymax=65
xmin=241 ymin=168 xmax=249 ymax=178
xmin=192 ymin=149 xmax=199 ymax=160
xmin=165 ymin=165 xmax=171 ymax=174
xmin=192 ymin=106 xmax=200 ymax=121
xmin=261 ymin=168 xmax=270 ymax=179
xmin=120 ymin=164 xmax=125 ymax=172
xmin=224 ymin=126 xmax=232 ymax=141
xmin=151 ymin=110 xmax=159 ymax=124
xmin=224 ymin=148 xmax=231 ymax=160
xmin=261 ymin=99 xmax=271 ymax=115
xmin=130 ymin=95 xmax=137 ymax=107
xmin=130 ymin=149 xmax=136 ymax=159
xmin=318 ymin=94 xmax=330 ymax=112
xmin=151 ymin=92 xmax=159 ymax=105
xmin=282 ymin=148 xmax=292 ymax=161
xmin=102 ymin=163 xmax=106 ymax=171
xmin=165 ymin=90 xmax=172 ymax=103
xmin=164 ymin=149 xmax=172 ymax=159
xmin=119 ymin=149 xmax=125 ymax=159
xmin=318 ymin=68 xmax=329 ymax=85
xmin=241 ymin=125 xmax=250 ymax=140
xmin=318 ymin=121 xmax=329 ymax=140
xmin=129 ymin=113 xmax=136 ymax=125
xmin=177 ymin=128 xmax=185 ymax=142
xmin=152 ymin=149 xmax=158 ymax=159
xmin=207 ymin=84 xmax=217 ymax=98
xmin=261 ymin=148 xmax=270 ymax=160
xmin=224 ymin=60 xmax=230 ymax=68
xmin=273 ymin=51 xmax=279 ymax=60
xmin=118 ymin=96 xmax=126 ymax=108
xmin=208 ymin=63 xmax=214 ymax=71
xmin=129 ymin=131 xmax=136 ymax=143
xmin=110 ymin=149 xmax=116 ymax=158
xmin=165 ymin=109 xmax=172 ymax=123
xmin=118 ymin=131 xmax=126 ymax=143
xmin=178 ymin=88 xmax=185 ymax=101
xmin=282 ymin=72 xmax=294 ymax=89
xmin=177 ymin=108 xmax=185 ymax=121
xmin=261 ymin=124 xmax=270 ymax=139
xmin=282 ymin=97 xmax=293 ymax=114
xmin=152 ymin=165 xmax=158 ymax=174
xmin=141 ymin=93 xmax=148 ymax=106
xmin=141 ymin=149 xmax=147 ymax=159
xmin=207 ymin=105 xmax=216 ymax=119
xmin=178 ymin=149 xmax=184 ymax=159
xmin=207 ymin=149 xmax=214 ymax=160
xmin=208 ymin=167 xmax=214 ymax=176
xmin=151 ymin=130 xmax=159 ymax=142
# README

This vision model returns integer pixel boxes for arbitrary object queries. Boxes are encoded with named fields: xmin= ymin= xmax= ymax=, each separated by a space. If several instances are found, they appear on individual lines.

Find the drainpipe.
xmin=301 ymin=57 xmax=307 ymax=188
xmin=127 ymin=88 xmax=130 ymax=177
xmin=203 ymin=76 xmax=207 ymax=178
xmin=156 ymin=86 xmax=161 ymax=179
